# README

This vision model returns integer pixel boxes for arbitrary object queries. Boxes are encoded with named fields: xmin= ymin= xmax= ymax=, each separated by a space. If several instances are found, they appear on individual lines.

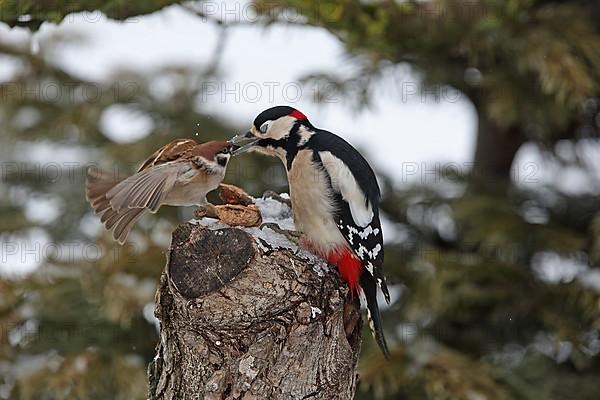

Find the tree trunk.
xmin=473 ymin=117 xmax=525 ymax=185
xmin=148 ymin=221 xmax=362 ymax=400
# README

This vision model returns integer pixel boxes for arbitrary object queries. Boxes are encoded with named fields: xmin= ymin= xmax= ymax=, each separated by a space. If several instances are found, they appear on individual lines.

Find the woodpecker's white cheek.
xmin=266 ymin=116 xmax=296 ymax=140
xmin=319 ymin=151 xmax=374 ymax=227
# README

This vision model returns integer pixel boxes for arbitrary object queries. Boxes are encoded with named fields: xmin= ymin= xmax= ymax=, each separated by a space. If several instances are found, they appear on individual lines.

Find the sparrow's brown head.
xmin=193 ymin=140 xmax=234 ymax=167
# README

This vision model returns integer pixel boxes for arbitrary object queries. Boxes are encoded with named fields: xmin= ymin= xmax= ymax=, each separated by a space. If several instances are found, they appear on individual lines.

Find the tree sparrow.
xmin=85 ymin=139 xmax=234 ymax=244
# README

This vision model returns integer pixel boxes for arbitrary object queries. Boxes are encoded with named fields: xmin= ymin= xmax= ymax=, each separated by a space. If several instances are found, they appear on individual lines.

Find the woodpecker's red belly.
xmin=304 ymin=242 xmax=362 ymax=296
xmin=324 ymin=247 xmax=363 ymax=295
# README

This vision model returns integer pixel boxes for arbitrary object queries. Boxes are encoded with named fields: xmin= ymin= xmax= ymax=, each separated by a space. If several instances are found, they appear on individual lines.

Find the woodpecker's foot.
xmin=194 ymin=204 xmax=219 ymax=219
xmin=260 ymin=222 xmax=303 ymax=247
xmin=262 ymin=190 xmax=292 ymax=208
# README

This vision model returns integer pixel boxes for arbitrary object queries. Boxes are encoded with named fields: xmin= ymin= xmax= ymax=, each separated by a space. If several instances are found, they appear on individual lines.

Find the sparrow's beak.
xmin=229 ymin=131 xmax=259 ymax=155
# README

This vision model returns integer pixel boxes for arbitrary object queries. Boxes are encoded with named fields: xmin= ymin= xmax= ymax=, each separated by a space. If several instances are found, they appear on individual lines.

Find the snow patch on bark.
xmin=193 ymin=195 xmax=329 ymax=277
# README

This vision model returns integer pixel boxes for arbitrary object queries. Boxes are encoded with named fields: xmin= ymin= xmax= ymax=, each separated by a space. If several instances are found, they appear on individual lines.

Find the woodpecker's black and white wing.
xmin=308 ymin=131 xmax=390 ymax=303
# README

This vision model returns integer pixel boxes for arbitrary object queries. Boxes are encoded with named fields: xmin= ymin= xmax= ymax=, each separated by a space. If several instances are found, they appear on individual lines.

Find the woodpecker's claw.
xmin=262 ymin=190 xmax=292 ymax=207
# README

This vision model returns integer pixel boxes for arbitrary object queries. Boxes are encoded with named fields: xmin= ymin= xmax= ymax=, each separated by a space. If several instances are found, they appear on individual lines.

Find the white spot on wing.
xmin=358 ymin=225 xmax=375 ymax=239
xmin=319 ymin=151 xmax=373 ymax=227
xmin=371 ymin=244 xmax=382 ymax=258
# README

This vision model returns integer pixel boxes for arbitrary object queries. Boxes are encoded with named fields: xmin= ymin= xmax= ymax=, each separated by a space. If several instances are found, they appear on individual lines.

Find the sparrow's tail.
xmin=85 ymin=168 xmax=147 ymax=244
xmin=360 ymin=272 xmax=391 ymax=359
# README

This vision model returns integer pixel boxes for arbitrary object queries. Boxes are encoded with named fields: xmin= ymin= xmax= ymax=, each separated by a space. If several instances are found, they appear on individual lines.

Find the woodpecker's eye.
xmin=259 ymin=121 xmax=271 ymax=134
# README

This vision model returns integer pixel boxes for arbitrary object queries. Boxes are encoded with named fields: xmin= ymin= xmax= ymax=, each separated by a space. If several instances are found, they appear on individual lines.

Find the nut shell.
xmin=219 ymin=184 xmax=253 ymax=206
xmin=214 ymin=204 xmax=262 ymax=227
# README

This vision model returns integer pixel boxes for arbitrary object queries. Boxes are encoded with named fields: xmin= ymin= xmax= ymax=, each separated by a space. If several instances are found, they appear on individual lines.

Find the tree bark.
xmin=473 ymin=118 xmax=525 ymax=184
xmin=148 ymin=221 xmax=362 ymax=400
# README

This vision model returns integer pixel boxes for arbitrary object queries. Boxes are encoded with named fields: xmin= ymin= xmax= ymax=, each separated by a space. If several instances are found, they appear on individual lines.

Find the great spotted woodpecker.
xmin=231 ymin=106 xmax=391 ymax=357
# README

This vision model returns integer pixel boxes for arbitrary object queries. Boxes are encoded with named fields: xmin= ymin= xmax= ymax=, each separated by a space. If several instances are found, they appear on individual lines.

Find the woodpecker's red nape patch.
xmin=289 ymin=109 xmax=307 ymax=121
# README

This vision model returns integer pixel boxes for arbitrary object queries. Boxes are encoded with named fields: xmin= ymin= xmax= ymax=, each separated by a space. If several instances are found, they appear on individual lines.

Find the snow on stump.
xmin=148 ymin=193 xmax=362 ymax=400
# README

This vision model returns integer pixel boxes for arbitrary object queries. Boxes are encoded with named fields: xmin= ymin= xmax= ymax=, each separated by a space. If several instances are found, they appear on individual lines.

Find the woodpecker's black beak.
xmin=229 ymin=131 xmax=259 ymax=155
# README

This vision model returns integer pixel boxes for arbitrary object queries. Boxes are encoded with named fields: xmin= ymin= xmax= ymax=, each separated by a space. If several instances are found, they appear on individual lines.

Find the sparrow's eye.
xmin=221 ymin=147 xmax=230 ymax=154
xmin=259 ymin=121 xmax=271 ymax=134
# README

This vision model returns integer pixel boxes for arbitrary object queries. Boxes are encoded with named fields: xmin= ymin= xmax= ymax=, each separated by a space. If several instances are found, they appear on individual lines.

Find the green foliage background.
xmin=1 ymin=1 xmax=600 ymax=399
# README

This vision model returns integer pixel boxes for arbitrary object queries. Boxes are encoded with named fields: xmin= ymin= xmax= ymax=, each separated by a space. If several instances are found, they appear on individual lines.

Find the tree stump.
xmin=148 ymin=199 xmax=362 ymax=400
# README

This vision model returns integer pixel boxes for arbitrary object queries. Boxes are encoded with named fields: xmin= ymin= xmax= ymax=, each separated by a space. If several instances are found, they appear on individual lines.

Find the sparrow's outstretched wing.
xmin=86 ymin=167 xmax=121 ymax=215
xmin=106 ymin=162 xmax=190 ymax=213
xmin=100 ymin=207 xmax=147 ymax=244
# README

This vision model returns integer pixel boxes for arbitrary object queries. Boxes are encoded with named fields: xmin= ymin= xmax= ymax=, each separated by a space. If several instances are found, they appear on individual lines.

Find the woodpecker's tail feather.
xmin=360 ymin=272 xmax=390 ymax=359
